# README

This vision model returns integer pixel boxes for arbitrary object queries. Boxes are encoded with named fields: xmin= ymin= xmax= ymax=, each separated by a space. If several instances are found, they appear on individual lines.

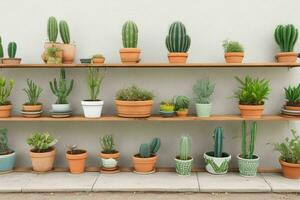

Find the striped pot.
xmin=237 ymin=155 xmax=260 ymax=177
xmin=204 ymin=151 xmax=231 ymax=175
xmin=174 ymin=156 xmax=193 ymax=176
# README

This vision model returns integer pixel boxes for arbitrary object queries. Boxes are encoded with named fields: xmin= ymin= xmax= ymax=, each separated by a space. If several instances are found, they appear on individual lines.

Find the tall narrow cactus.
xmin=0 ymin=36 xmax=3 ymax=58
xmin=166 ymin=21 xmax=191 ymax=53
xmin=139 ymin=143 xmax=151 ymax=158
xmin=122 ymin=21 xmax=138 ymax=48
xmin=249 ymin=121 xmax=257 ymax=159
xmin=213 ymin=127 xmax=223 ymax=157
xmin=241 ymin=121 xmax=247 ymax=158
xmin=150 ymin=137 xmax=161 ymax=154
xmin=274 ymin=24 xmax=298 ymax=52
xmin=0 ymin=76 xmax=14 ymax=105
xmin=8 ymin=42 xmax=17 ymax=58
xmin=179 ymin=136 xmax=191 ymax=160
xmin=49 ymin=68 xmax=74 ymax=104
xmin=241 ymin=121 xmax=257 ymax=159
xmin=47 ymin=16 xmax=58 ymax=43
xmin=59 ymin=20 xmax=70 ymax=44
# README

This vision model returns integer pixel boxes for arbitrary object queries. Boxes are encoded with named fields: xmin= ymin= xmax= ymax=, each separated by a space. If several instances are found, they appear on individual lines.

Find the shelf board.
xmin=0 ymin=62 xmax=299 ymax=68
xmin=0 ymin=115 xmax=298 ymax=122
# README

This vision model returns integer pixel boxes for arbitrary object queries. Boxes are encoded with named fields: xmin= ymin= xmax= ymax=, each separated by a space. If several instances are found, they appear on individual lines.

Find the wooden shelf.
xmin=0 ymin=115 xmax=298 ymax=122
xmin=0 ymin=62 xmax=300 ymax=68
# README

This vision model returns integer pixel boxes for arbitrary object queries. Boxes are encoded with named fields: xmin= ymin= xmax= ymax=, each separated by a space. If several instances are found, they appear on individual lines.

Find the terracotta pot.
xmin=280 ymin=159 xmax=300 ymax=179
xmin=29 ymin=148 xmax=56 ymax=172
xmin=239 ymin=104 xmax=264 ymax=119
xmin=66 ymin=150 xmax=88 ymax=174
xmin=276 ymin=52 xmax=298 ymax=63
xmin=1 ymin=58 xmax=22 ymax=65
xmin=115 ymin=100 xmax=153 ymax=118
xmin=285 ymin=105 xmax=300 ymax=111
xmin=168 ymin=53 xmax=188 ymax=63
xmin=224 ymin=52 xmax=244 ymax=63
xmin=0 ymin=105 xmax=12 ymax=118
xmin=119 ymin=48 xmax=141 ymax=64
xmin=99 ymin=151 xmax=120 ymax=159
xmin=176 ymin=110 xmax=188 ymax=117
xmin=92 ymin=58 xmax=105 ymax=64
xmin=132 ymin=154 xmax=158 ymax=173
xmin=23 ymin=104 xmax=42 ymax=112
xmin=60 ymin=44 xmax=76 ymax=64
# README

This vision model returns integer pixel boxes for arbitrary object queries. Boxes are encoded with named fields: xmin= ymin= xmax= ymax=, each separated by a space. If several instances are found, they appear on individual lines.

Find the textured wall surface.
xmin=0 ymin=0 xmax=299 ymax=168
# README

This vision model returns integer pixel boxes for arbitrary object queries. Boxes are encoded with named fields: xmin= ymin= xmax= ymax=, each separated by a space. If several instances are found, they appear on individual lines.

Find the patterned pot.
xmin=204 ymin=151 xmax=231 ymax=175
xmin=174 ymin=156 xmax=193 ymax=176
xmin=195 ymin=103 xmax=212 ymax=117
xmin=237 ymin=154 xmax=260 ymax=177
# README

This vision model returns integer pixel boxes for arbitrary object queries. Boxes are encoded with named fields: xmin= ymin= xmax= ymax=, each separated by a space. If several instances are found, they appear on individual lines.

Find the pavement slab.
xmin=262 ymin=173 xmax=300 ymax=193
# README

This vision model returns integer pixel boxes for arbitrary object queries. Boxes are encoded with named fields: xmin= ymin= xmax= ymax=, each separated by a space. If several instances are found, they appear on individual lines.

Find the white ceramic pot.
xmin=203 ymin=151 xmax=231 ymax=175
xmin=81 ymin=100 xmax=104 ymax=118
xmin=101 ymin=158 xmax=118 ymax=168
xmin=52 ymin=104 xmax=71 ymax=112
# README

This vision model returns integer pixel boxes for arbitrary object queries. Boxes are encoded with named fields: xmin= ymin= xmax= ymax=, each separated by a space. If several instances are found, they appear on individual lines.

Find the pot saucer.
xmin=133 ymin=168 xmax=156 ymax=175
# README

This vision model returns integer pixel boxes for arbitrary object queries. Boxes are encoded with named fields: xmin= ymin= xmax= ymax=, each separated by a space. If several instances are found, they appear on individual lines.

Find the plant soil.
xmin=67 ymin=149 xmax=86 ymax=155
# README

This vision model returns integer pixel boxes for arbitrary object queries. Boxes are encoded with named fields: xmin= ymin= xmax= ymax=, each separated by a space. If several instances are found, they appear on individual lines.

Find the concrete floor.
xmin=0 ymin=193 xmax=299 ymax=200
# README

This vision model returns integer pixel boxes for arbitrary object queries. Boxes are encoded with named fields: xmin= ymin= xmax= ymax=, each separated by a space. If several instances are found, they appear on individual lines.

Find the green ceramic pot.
xmin=174 ymin=156 xmax=193 ymax=176
xmin=237 ymin=154 xmax=260 ymax=177
xmin=204 ymin=151 xmax=231 ymax=175
xmin=196 ymin=103 xmax=212 ymax=117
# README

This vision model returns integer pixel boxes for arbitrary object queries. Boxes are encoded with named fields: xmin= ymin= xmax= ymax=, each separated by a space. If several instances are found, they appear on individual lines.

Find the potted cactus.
xmin=119 ymin=21 xmax=140 ymax=64
xmin=237 ymin=121 xmax=259 ymax=177
xmin=44 ymin=16 xmax=60 ymax=49
xmin=0 ymin=76 xmax=14 ymax=118
xmin=2 ymin=42 xmax=21 ymax=64
xmin=159 ymin=100 xmax=175 ymax=117
xmin=42 ymin=46 xmax=63 ymax=64
xmin=175 ymin=136 xmax=193 ymax=176
xmin=204 ymin=127 xmax=231 ymax=175
xmin=0 ymin=36 xmax=4 ymax=63
xmin=49 ymin=68 xmax=74 ymax=117
xmin=22 ymin=79 xmax=43 ymax=117
xmin=270 ymin=129 xmax=300 ymax=179
xmin=193 ymin=78 xmax=215 ymax=117
xmin=283 ymin=83 xmax=300 ymax=111
xmin=99 ymin=135 xmax=120 ymax=173
xmin=92 ymin=54 xmax=105 ymax=64
xmin=66 ymin=144 xmax=87 ymax=174
xmin=132 ymin=138 xmax=160 ymax=174
xmin=223 ymin=40 xmax=244 ymax=63
xmin=174 ymin=95 xmax=190 ymax=117
xmin=274 ymin=24 xmax=298 ymax=63
xmin=27 ymin=132 xmax=57 ymax=172
xmin=59 ymin=20 xmax=76 ymax=64
xmin=234 ymin=76 xmax=270 ymax=119
xmin=81 ymin=68 xmax=105 ymax=118
xmin=166 ymin=21 xmax=191 ymax=63
xmin=0 ymin=128 xmax=16 ymax=172
xmin=115 ymin=85 xmax=154 ymax=118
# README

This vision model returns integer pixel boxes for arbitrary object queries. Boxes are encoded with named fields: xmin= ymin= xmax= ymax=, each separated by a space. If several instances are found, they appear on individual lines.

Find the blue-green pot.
xmin=159 ymin=111 xmax=175 ymax=118
xmin=196 ymin=103 xmax=212 ymax=117
xmin=0 ymin=151 xmax=16 ymax=172
xmin=237 ymin=154 xmax=260 ymax=177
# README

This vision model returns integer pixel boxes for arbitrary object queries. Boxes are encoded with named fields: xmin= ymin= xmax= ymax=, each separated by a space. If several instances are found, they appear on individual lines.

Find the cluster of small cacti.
xmin=174 ymin=96 xmax=190 ymax=111
xmin=100 ymin=135 xmax=116 ymax=154
xmin=193 ymin=78 xmax=215 ymax=104
xmin=47 ymin=16 xmax=71 ymax=44
xmin=122 ymin=21 xmax=138 ymax=48
xmin=49 ymin=68 xmax=74 ymax=104
xmin=179 ymin=136 xmax=191 ymax=160
xmin=241 ymin=121 xmax=257 ymax=159
xmin=139 ymin=137 xmax=161 ymax=158
xmin=166 ymin=21 xmax=191 ymax=53
xmin=275 ymin=24 xmax=298 ymax=52
xmin=213 ymin=127 xmax=223 ymax=157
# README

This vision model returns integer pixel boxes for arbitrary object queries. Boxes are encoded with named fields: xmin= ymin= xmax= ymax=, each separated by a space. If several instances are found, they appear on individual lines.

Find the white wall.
xmin=0 ymin=0 xmax=300 ymax=168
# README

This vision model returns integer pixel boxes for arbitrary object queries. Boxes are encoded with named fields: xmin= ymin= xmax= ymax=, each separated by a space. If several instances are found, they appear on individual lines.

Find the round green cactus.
xmin=8 ymin=42 xmax=17 ymax=58
xmin=122 ymin=21 xmax=138 ymax=48
xmin=166 ymin=21 xmax=191 ymax=53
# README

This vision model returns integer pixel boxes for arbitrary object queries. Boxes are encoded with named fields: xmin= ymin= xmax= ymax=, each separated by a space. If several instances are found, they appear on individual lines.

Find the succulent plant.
xmin=100 ymin=135 xmax=116 ymax=154
xmin=92 ymin=54 xmax=104 ymax=59
xmin=213 ymin=127 xmax=223 ymax=157
xmin=138 ymin=138 xmax=161 ymax=158
xmin=174 ymin=96 xmax=190 ymax=111
xmin=0 ymin=36 xmax=3 ymax=58
xmin=160 ymin=100 xmax=175 ymax=112
xmin=284 ymin=83 xmax=300 ymax=106
xmin=8 ymin=42 xmax=17 ymax=58
xmin=59 ymin=20 xmax=70 ymax=44
xmin=0 ymin=76 xmax=14 ymax=105
xmin=23 ymin=79 xmax=42 ymax=105
xmin=179 ymin=136 xmax=191 ymax=160
xmin=166 ymin=21 xmax=191 ymax=53
xmin=27 ymin=132 xmax=57 ymax=153
xmin=44 ymin=47 xmax=62 ymax=64
xmin=47 ymin=16 xmax=58 ymax=43
xmin=122 ymin=21 xmax=138 ymax=48
xmin=275 ymin=24 xmax=298 ymax=52
xmin=193 ymin=78 xmax=215 ymax=104
xmin=241 ymin=121 xmax=257 ymax=159
xmin=223 ymin=40 xmax=244 ymax=53
xmin=116 ymin=85 xmax=154 ymax=101
xmin=0 ymin=128 xmax=12 ymax=155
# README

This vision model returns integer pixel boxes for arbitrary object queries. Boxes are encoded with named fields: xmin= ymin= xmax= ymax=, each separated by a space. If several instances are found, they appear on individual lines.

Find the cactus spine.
xmin=241 ymin=121 xmax=257 ymax=159
xmin=122 ymin=21 xmax=138 ymax=48
xmin=213 ymin=127 xmax=223 ymax=157
xmin=0 ymin=36 xmax=3 ymax=58
xmin=166 ymin=21 xmax=191 ymax=53
xmin=179 ymin=136 xmax=191 ymax=160
xmin=274 ymin=24 xmax=298 ymax=52
xmin=59 ymin=20 xmax=70 ymax=44
xmin=8 ymin=42 xmax=17 ymax=58
xmin=138 ymin=137 xmax=161 ymax=158
xmin=47 ymin=16 xmax=58 ymax=43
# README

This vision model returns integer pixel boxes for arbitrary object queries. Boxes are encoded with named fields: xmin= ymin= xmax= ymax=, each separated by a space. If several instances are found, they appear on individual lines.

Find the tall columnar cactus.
xmin=139 ymin=137 xmax=161 ymax=158
xmin=275 ymin=24 xmax=298 ymax=52
xmin=166 ymin=21 xmax=191 ymax=53
xmin=241 ymin=121 xmax=257 ymax=159
xmin=122 ymin=21 xmax=138 ymax=48
xmin=150 ymin=137 xmax=161 ymax=154
xmin=49 ymin=68 xmax=74 ymax=104
xmin=8 ymin=42 xmax=17 ymax=58
xmin=0 ymin=128 xmax=10 ymax=155
xmin=47 ymin=16 xmax=58 ymax=43
xmin=0 ymin=36 xmax=3 ymax=58
xmin=179 ymin=136 xmax=191 ymax=160
xmin=213 ymin=127 xmax=223 ymax=157
xmin=0 ymin=77 xmax=14 ymax=105
xmin=59 ymin=20 xmax=70 ymax=44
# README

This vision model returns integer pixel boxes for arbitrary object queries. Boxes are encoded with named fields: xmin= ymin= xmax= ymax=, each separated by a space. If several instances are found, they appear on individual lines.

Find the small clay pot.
xmin=23 ymin=104 xmax=43 ymax=112
xmin=168 ymin=53 xmax=188 ymax=63
xmin=92 ymin=57 xmax=105 ymax=64
xmin=280 ymin=159 xmax=300 ymax=179
xmin=132 ymin=154 xmax=158 ymax=173
xmin=119 ymin=48 xmax=141 ymax=64
xmin=224 ymin=52 xmax=244 ymax=63
xmin=0 ymin=104 xmax=12 ymax=118
xmin=176 ymin=110 xmax=188 ymax=117
xmin=30 ymin=148 xmax=56 ymax=172
xmin=66 ymin=150 xmax=88 ymax=174
xmin=276 ymin=52 xmax=298 ymax=63
xmin=1 ymin=58 xmax=22 ymax=65
xmin=285 ymin=105 xmax=300 ymax=111
xmin=239 ymin=105 xmax=264 ymax=119
xmin=115 ymin=100 xmax=153 ymax=118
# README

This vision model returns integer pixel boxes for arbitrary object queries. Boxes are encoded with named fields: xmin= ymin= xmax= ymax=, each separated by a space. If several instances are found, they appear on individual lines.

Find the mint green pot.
xmin=175 ymin=156 xmax=193 ymax=176
xmin=237 ymin=155 xmax=260 ymax=177
xmin=196 ymin=103 xmax=212 ymax=117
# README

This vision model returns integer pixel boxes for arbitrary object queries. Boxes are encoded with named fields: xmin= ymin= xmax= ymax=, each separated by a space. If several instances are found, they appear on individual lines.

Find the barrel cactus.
xmin=213 ymin=127 xmax=223 ymax=157
xmin=59 ymin=20 xmax=70 ymax=44
xmin=122 ymin=21 xmax=138 ymax=48
xmin=138 ymin=137 xmax=161 ymax=158
xmin=8 ymin=42 xmax=17 ymax=58
xmin=0 ymin=36 xmax=3 ymax=58
xmin=47 ymin=16 xmax=58 ymax=43
xmin=275 ymin=24 xmax=298 ymax=52
xmin=179 ymin=136 xmax=191 ymax=160
xmin=166 ymin=22 xmax=191 ymax=53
